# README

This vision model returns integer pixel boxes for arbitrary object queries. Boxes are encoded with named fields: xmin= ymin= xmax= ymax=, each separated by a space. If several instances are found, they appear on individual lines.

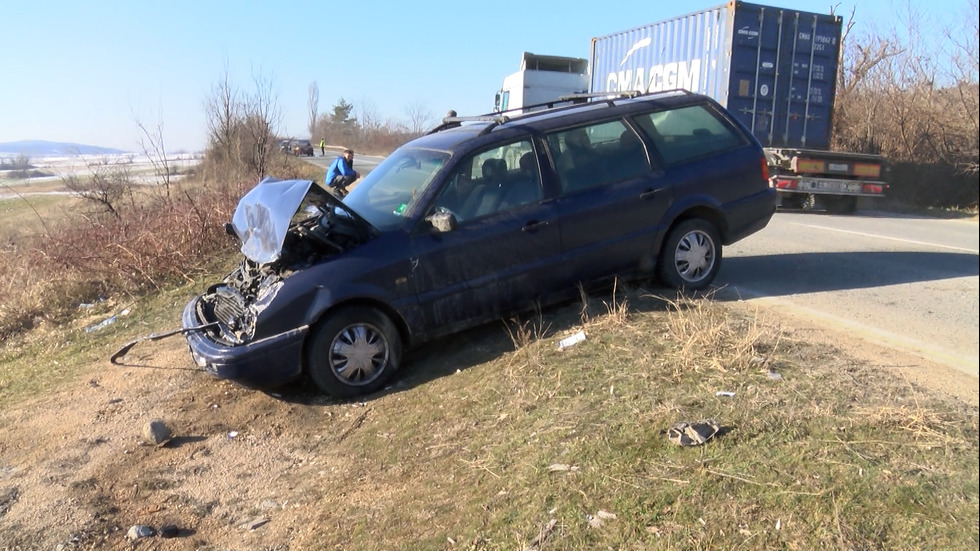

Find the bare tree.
xmin=358 ymin=97 xmax=384 ymax=133
xmin=936 ymin=2 xmax=979 ymax=174
xmin=404 ymin=100 xmax=434 ymax=136
xmin=241 ymin=71 xmax=282 ymax=179
xmin=134 ymin=112 xmax=173 ymax=197
xmin=308 ymin=82 xmax=319 ymax=139
xmin=204 ymin=62 xmax=241 ymax=164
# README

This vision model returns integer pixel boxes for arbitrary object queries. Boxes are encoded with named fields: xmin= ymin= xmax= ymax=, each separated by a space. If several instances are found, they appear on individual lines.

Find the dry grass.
xmin=0 ymin=156 xmax=320 ymax=341
xmin=307 ymin=286 xmax=977 ymax=550
xmin=0 ymin=276 xmax=976 ymax=549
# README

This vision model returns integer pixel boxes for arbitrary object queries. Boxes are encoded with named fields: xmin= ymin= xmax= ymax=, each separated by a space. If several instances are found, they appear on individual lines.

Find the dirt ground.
xmin=0 ymin=303 xmax=976 ymax=550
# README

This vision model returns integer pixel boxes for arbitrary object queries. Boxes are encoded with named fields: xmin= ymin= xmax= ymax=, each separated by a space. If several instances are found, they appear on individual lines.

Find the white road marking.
xmin=789 ymin=222 xmax=980 ymax=254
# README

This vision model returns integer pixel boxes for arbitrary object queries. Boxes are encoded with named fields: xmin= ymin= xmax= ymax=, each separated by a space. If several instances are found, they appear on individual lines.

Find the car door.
xmin=548 ymin=119 xmax=672 ymax=283
xmin=409 ymin=139 xmax=561 ymax=337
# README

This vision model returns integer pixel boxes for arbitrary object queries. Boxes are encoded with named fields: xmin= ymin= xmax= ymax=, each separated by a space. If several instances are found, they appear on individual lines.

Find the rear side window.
xmin=546 ymin=120 xmax=651 ymax=194
xmin=634 ymin=105 xmax=744 ymax=165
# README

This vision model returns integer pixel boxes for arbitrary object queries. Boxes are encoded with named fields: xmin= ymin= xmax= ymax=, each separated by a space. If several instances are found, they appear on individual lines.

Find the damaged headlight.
xmin=199 ymin=272 xmax=284 ymax=345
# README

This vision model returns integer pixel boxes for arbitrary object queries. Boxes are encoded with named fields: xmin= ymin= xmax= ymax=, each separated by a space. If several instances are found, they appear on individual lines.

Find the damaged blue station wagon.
xmin=182 ymin=91 xmax=776 ymax=397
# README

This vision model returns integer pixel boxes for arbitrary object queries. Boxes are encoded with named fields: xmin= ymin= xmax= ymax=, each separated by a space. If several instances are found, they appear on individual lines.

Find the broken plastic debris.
xmin=228 ymin=431 xmax=239 ymax=438
xmin=715 ymin=391 xmax=735 ymax=397
xmin=547 ymin=463 xmax=580 ymax=472
xmin=85 ymin=315 xmax=117 ymax=332
xmin=667 ymin=419 xmax=720 ymax=446
xmin=767 ymin=370 xmax=783 ymax=381
xmin=557 ymin=330 xmax=586 ymax=350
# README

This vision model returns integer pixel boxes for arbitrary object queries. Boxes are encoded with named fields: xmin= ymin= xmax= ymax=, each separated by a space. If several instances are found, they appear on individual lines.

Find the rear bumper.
xmin=723 ymin=188 xmax=776 ymax=244
xmin=181 ymin=297 xmax=308 ymax=388
xmin=772 ymin=175 xmax=888 ymax=197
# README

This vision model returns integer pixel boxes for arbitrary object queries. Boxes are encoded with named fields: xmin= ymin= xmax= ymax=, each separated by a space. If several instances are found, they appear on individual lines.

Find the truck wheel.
xmin=657 ymin=219 xmax=721 ymax=291
xmin=824 ymin=195 xmax=857 ymax=214
xmin=799 ymin=193 xmax=817 ymax=211
xmin=306 ymin=306 xmax=402 ymax=398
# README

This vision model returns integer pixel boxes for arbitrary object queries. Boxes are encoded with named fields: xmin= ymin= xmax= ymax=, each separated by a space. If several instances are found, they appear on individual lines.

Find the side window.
xmin=431 ymin=139 xmax=541 ymax=223
xmin=546 ymin=120 xmax=651 ymax=195
xmin=634 ymin=105 xmax=745 ymax=165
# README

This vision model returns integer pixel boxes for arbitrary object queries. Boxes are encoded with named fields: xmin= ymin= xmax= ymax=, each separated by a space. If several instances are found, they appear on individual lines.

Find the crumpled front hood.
xmin=231 ymin=176 xmax=379 ymax=265
xmin=230 ymin=177 xmax=313 ymax=264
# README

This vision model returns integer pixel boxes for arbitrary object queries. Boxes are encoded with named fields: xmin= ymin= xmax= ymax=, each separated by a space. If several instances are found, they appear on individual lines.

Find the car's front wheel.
xmin=306 ymin=306 xmax=402 ymax=397
xmin=657 ymin=219 xmax=721 ymax=290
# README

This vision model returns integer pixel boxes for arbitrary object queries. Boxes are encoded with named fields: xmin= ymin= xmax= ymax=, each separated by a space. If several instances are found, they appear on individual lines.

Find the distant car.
xmin=183 ymin=90 xmax=775 ymax=397
xmin=278 ymin=139 xmax=291 ymax=153
xmin=291 ymin=139 xmax=314 ymax=157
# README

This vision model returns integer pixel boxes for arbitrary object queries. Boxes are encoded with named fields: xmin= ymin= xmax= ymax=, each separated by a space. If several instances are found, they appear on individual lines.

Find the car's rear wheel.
xmin=657 ymin=219 xmax=721 ymax=290
xmin=306 ymin=306 xmax=402 ymax=398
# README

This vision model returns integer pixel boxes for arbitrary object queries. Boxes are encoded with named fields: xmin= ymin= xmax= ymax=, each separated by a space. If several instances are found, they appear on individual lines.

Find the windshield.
xmin=343 ymin=148 xmax=450 ymax=231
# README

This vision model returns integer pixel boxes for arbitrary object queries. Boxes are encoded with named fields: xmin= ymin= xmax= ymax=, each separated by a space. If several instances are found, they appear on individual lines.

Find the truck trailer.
xmin=495 ymin=1 xmax=888 ymax=213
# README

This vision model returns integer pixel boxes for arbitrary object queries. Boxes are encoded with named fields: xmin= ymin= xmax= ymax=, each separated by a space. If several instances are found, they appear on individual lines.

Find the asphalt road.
xmin=716 ymin=210 xmax=979 ymax=377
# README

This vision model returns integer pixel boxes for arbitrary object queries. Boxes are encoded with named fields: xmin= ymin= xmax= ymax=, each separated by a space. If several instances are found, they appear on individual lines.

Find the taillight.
xmin=854 ymin=163 xmax=882 ymax=178
xmin=793 ymin=158 xmax=825 ymax=173
xmin=773 ymin=179 xmax=797 ymax=190
xmin=761 ymin=157 xmax=770 ymax=181
xmin=862 ymin=183 xmax=885 ymax=194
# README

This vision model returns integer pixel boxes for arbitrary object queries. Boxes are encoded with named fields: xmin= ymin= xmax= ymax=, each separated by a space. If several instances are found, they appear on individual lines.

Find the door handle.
xmin=640 ymin=188 xmax=662 ymax=200
xmin=521 ymin=220 xmax=549 ymax=232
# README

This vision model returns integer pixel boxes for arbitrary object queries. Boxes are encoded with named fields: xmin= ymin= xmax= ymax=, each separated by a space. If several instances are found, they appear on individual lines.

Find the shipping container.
xmin=589 ymin=0 xmax=842 ymax=150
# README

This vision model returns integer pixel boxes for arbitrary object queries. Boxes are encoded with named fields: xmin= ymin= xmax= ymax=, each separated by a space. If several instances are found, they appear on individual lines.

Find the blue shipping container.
xmin=589 ymin=1 xmax=842 ymax=149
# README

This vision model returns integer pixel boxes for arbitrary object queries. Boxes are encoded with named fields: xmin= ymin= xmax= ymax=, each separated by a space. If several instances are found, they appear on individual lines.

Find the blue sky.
xmin=0 ymin=0 xmax=971 ymax=152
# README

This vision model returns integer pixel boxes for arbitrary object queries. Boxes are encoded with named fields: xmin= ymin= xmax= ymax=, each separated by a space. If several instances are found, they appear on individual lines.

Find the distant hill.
xmin=0 ymin=140 xmax=128 ymax=157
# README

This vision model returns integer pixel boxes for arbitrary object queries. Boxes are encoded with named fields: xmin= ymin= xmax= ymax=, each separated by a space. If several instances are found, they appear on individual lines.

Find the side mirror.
xmin=426 ymin=210 xmax=458 ymax=233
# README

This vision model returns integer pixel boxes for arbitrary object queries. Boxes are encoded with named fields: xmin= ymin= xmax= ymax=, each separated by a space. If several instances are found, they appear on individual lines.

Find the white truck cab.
xmin=494 ymin=52 xmax=589 ymax=112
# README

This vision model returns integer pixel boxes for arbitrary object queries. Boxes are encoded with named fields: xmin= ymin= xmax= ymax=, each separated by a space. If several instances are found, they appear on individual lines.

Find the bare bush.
xmin=62 ymin=162 xmax=134 ymax=219
xmin=0 ymin=179 xmax=245 ymax=340
xmin=834 ymin=2 xmax=978 ymax=188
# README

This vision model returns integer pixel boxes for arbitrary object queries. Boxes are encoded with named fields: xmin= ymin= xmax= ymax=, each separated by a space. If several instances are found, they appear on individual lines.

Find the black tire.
xmin=780 ymin=193 xmax=812 ymax=210
xmin=800 ymin=193 xmax=817 ymax=211
xmin=306 ymin=306 xmax=402 ymax=398
xmin=657 ymin=219 xmax=722 ymax=290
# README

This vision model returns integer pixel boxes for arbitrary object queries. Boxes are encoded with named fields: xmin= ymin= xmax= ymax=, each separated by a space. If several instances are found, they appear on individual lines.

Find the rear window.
xmin=546 ymin=120 xmax=651 ymax=194
xmin=634 ymin=105 xmax=744 ymax=165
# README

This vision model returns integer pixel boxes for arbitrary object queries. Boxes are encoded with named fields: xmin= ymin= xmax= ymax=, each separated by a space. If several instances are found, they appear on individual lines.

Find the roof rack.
xmin=426 ymin=114 xmax=511 ymax=136
xmin=425 ymin=89 xmax=696 ymax=135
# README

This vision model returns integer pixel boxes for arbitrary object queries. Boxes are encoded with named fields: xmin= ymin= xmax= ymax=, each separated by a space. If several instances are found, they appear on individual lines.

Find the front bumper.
xmin=181 ymin=296 xmax=308 ymax=388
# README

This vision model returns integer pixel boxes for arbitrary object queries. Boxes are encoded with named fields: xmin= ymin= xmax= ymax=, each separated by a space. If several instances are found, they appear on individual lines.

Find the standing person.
xmin=324 ymin=148 xmax=359 ymax=197
xmin=319 ymin=138 xmax=326 ymax=156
